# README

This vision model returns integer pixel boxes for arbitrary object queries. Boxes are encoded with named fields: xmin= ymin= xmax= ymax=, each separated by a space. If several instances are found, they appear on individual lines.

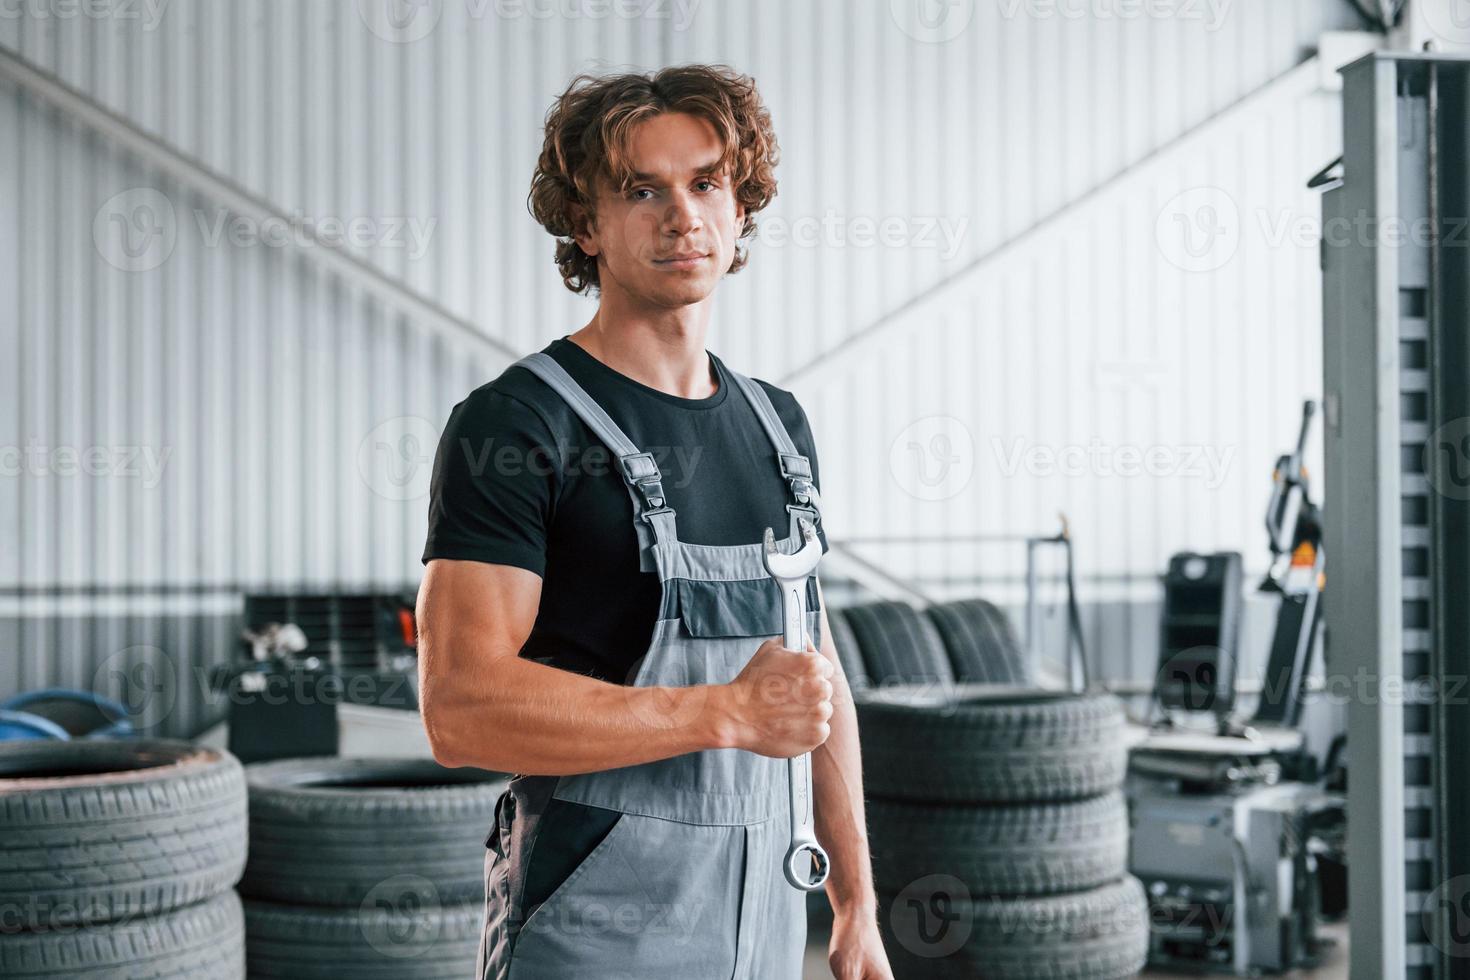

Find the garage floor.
xmin=800 ymin=920 xmax=1348 ymax=979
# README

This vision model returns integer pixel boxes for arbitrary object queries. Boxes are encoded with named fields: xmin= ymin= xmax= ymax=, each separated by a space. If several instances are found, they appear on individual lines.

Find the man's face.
xmin=576 ymin=111 xmax=746 ymax=309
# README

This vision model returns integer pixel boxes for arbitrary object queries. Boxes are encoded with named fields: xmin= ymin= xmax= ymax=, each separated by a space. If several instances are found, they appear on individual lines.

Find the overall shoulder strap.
xmin=513 ymin=352 xmax=676 ymax=571
xmin=723 ymin=366 xmax=822 ymax=518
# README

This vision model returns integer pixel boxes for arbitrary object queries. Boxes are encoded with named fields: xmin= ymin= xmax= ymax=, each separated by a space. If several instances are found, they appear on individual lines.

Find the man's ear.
xmin=570 ymin=203 xmax=600 ymax=257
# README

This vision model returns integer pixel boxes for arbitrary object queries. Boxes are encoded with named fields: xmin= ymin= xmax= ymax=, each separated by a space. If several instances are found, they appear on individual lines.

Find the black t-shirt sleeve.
xmin=421 ymin=387 xmax=563 ymax=576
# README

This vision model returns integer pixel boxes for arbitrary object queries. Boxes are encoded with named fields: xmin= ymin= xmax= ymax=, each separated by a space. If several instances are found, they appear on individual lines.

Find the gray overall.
xmin=474 ymin=351 xmax=825 ymax=980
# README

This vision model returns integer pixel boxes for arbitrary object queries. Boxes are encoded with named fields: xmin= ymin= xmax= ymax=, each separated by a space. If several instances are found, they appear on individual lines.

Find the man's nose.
xmin=661 ymin=190 xmax=703 ymax=236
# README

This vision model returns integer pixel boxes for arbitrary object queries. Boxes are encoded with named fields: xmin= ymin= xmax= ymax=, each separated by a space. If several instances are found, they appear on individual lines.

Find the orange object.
xmin=398 ymin=608 xmax=418 ymax=649
xmin=1292 ymin=542 xmax=1316 ymax=566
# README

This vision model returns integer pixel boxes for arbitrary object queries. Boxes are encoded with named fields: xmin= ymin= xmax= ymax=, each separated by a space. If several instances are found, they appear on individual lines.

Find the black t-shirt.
xmin=422 ymin=336 xmax=828 ymax=684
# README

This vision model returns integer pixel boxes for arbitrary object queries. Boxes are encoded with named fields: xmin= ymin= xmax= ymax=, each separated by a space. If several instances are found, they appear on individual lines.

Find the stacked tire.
xmin=0 ymin=739 xmax=248 ymax=979
xmin=857 ymin=686 xmax=1148 ymax=980
xmin=238 ymin=757 xmax=508 ymax=979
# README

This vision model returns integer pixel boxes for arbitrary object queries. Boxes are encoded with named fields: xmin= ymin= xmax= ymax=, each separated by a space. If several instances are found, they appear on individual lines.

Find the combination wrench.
xmin=761 ymin=517 xmax=831 ymax=892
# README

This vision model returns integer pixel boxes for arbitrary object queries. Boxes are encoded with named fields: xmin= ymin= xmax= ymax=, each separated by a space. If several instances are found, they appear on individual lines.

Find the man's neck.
xmin=568 ymin=307 xmax=718 ymax=399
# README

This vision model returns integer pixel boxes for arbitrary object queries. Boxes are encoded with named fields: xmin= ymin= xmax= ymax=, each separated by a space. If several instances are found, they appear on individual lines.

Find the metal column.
xmin=1324 ymin=51 xmax=1470 ymax=980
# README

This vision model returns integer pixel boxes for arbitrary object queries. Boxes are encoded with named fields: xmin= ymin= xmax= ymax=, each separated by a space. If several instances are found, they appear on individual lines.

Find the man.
xmin=417 ymin=64 xmax=892 ymax=980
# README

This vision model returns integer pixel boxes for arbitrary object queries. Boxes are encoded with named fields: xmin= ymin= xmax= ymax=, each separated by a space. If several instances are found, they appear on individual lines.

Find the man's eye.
xmin=631 ymin=188 xmax=654 ymax=201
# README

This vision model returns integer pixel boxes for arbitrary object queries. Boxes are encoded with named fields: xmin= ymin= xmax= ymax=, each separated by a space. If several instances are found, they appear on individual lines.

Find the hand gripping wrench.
xmin=761 ymin=517 xmax=831 ymax=892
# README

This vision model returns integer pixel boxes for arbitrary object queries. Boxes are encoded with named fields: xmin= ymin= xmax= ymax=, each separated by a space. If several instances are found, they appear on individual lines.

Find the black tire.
xmin=879 ymin=876 xmax=1148 ymax=980
xmin=1 ymin=888 xmax=245 ymax=979
xmin=240 ymin=757 xmax=508 ymax=907
xmin=842 ymin=601 xmax=955 ymax=686
xmin=868 ymin=792 xmax=1129 ymax=897
xmin=926 ymin=598 xmax=1030 ymax=684
xmin=243 ymin=897 xmax=481 ymax=979
xmin=0 ymin=739 xmax=247 ymax=928
xmin=857 ymin=686 xmax=1126 ymax=803
xmin=826 ymin=607 xmax=870 ymax=692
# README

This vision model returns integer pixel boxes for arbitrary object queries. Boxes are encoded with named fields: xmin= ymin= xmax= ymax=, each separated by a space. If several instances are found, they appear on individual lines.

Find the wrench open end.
xmin=761 ymin=517 xmax=821 ymax=580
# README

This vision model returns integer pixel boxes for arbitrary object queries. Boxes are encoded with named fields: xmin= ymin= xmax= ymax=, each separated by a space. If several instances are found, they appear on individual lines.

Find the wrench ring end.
xmin=783 ymin=841 xmax=831 ymax=892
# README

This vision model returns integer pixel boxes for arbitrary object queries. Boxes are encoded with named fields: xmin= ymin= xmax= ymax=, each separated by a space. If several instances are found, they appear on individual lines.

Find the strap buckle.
xmin=787 ymin=502 xmax=821 ymax=529
xmin=779 ymin=453 xmax=817 ymax=506
xmin=618 ymin=452 xmax=667 ymax=510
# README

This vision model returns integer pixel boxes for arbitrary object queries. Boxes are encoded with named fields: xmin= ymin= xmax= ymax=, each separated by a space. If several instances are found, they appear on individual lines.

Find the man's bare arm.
xmin=809 ymin=576 xmax=878 ymax=918
xmin=417 ymin=558 xmax=832 ymax=775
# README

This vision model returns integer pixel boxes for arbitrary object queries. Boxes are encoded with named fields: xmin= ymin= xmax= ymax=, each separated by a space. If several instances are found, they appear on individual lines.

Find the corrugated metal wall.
xmin=2 ymin=0 xmax=1365 ymax=734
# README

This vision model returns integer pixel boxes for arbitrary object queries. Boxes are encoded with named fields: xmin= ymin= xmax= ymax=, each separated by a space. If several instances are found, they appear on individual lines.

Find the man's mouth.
xmin=653 ymin=252 xmax=710 ymax=270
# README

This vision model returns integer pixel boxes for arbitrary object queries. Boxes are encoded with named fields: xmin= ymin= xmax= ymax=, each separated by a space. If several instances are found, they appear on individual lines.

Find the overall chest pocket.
xmin=673 ymin=576 xmax=819 ymax=640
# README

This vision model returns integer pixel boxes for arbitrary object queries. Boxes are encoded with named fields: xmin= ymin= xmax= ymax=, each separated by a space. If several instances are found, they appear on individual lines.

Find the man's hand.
xmin=715 ymin=636 xmax=835 ymax=758
xmin=827 ymin=908 xmax=895 ymax=980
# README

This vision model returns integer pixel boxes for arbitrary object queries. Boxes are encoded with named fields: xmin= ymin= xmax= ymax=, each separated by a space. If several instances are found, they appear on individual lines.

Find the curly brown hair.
xmin=527 ymin=64 xmax=780 ymax=296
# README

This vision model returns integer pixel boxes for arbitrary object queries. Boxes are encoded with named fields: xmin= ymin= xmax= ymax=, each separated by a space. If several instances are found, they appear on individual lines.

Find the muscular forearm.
xmin=812 ymin=632 xmax=878 ymax=918
xmin=423 ymin=651 xmax=736 ymax=775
